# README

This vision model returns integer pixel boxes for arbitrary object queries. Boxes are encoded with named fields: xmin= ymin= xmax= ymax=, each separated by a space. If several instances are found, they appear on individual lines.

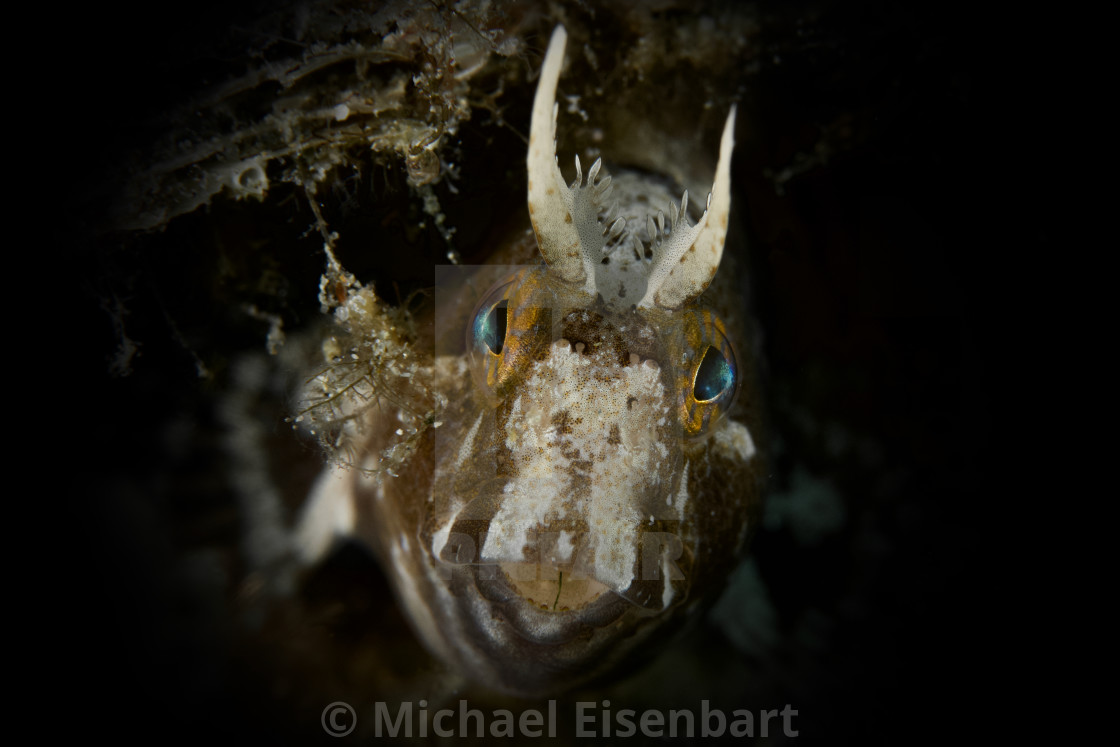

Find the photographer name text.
xmin=342 ymin=699 xmax=798 ymax=739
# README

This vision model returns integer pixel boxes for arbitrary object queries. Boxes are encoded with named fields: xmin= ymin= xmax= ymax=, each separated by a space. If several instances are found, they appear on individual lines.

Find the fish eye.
xmin=473 ymin=297 xmax=508 ymax=355
xmin=467 ymin=275 xmax=520 ymax=393
xmin=469 ymin=277 xmax=516 ymax=358
xmin=680 ymin=311 xmax=738 ymax=437
xmin=693 ymin=345 xmax=736 ymax=403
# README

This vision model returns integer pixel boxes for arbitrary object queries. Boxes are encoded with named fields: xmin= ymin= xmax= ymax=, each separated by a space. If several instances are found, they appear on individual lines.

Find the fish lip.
xmin=470 ymin=562 xmax=634 ymax=645
xmin=440 ymin=560 xmax=680 ymax=696
xmin=436 ymin=506 xmax=643 ymax=644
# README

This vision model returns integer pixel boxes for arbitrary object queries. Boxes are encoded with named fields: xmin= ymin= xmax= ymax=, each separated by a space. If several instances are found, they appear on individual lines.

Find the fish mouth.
xmin=437 ymin=525 xmax=635 ymax=644
xmin=499 ymin=562 xmax=610 ymax=613
xmin=437 ymin=522 xmax=690 ymax=646
xmin=426 ymin=487 xmax=694 ymax=692
xmin=472 ymin=561 xmax=634 ymax=645
xmin=430 ymin=547 xmax=692 ymax=695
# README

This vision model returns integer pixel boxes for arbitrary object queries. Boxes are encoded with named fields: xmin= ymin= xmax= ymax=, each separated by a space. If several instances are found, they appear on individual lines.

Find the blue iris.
xmin=694 ymin=346 xmax=734 ymax=402
xmin=473 ymin=300 xmax=508 ymax=355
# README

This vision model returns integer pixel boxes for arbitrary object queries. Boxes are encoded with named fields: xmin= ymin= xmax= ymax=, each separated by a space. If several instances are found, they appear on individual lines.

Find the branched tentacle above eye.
xmin=640 ymin=109 xmax=736 ymax=310
xmin=527 ymin=26 xmax=590 ymax=290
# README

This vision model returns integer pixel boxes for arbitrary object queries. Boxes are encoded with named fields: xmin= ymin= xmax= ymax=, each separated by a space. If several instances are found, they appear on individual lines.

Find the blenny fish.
xmin=294 ymin=25 xmax=764 ymax=695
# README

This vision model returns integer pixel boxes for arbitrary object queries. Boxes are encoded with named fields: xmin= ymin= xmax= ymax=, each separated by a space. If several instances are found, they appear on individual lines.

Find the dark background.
xmin=60 ymin=0 xmax=1019 ymax=743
